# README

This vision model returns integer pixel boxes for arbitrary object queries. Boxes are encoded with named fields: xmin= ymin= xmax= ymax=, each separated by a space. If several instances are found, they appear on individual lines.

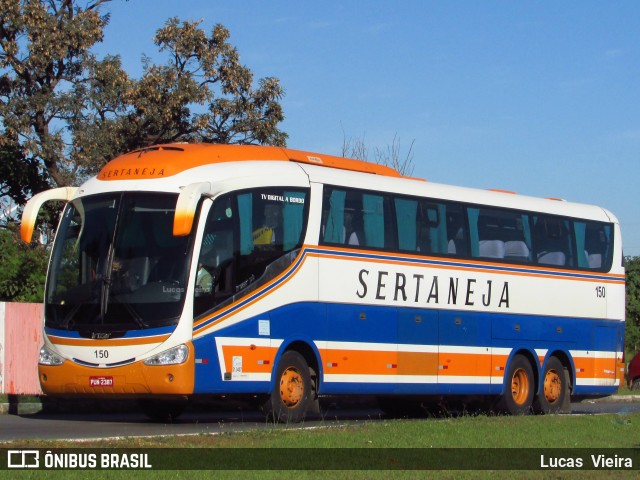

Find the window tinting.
xmin=321 ymin=184 xmax=614 ymax=272
xmin=532 ymin=215 xmax=575 ymax=267
xmin=468 ymin=208 xmax=531 ymax=262
xmin=321 ymin=187 xmax=390 ymax=249
xmin=194 ymin=188 xmax=308 ymax=318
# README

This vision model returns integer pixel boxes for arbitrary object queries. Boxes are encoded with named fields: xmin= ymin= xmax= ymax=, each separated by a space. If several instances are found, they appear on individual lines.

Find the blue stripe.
xmin=45 ymin=324 xmax=176 ymax=340
xmin=193 ymin=300 xmax=622 ymax=398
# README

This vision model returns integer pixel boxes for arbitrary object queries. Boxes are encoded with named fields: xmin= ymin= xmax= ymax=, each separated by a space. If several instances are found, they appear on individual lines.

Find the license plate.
xmin=89 ymin=376 xmax=114 ymax=387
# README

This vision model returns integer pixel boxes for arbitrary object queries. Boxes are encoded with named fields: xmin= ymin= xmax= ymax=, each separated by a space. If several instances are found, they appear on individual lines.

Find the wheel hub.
xmin=280 ymin=367 xmax=304 ymax=407
xmin=511 ymin=368 xmax=530 ymax=405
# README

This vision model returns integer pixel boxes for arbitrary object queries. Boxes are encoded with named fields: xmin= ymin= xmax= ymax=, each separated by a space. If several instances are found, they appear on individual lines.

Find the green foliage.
xmin=625 ymin=256 xmax=640 ymax=355
xmin=0 ymin=142 xmax=49 ymax=206
xmin=0 ymin=0 xmax=287 ymax=195
xmin=0 ymin=226 xmax=48 ymax=302
xmin=0 ymin=1 xmax=287 ymax=295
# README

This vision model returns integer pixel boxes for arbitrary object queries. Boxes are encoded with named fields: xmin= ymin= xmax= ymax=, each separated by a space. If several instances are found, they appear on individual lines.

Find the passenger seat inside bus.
xmin=504 ymin=240 xmax=530 ymax=262
xmin=479 ymin=239 xmax=505 ymax=259
xmin=534 ymin=218 xmax=569 ymax=266
xmin=477 ymin=215 xmax=505 ymax=259
xmin=584 ymin=225 xmax=607 ymax=269
xmin=537 ymin=251 xmax=566 ymax=266
xmin=504 ymin=225 xmax=530 ymax=263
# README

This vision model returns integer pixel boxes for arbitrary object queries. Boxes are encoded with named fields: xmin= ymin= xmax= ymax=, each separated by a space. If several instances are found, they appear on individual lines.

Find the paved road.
xmin=1 ymin=398 xmax=639 ymax=443
xmin=0 ymin=403 xmax=385 ymax=442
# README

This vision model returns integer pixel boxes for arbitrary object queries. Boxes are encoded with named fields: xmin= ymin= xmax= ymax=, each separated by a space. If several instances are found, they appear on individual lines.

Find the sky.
xmin=94 ymin=0 xmax=640 ymax=256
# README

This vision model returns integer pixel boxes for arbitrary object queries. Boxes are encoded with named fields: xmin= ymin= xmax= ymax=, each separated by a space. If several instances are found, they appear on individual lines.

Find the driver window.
xmin=194 ymin=197 xmax=237 ymax=317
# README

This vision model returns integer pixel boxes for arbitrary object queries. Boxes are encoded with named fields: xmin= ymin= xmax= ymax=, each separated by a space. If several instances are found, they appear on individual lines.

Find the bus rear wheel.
xmin=262 ymin=350 xmax=312 ymax=423
xmin=499 ymin=354 xmax=534 ymax=415
xmin=533 ymin=356 xmax=567 ymax=414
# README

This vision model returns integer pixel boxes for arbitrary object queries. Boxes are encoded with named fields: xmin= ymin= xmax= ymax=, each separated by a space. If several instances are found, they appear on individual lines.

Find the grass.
xmin=2 ymin=411 xmax=640 ymax=479
xmin=613 ymin=385 xmax=639 ymax=396
xmin=5 ymin=411 xmax=639 ymax=448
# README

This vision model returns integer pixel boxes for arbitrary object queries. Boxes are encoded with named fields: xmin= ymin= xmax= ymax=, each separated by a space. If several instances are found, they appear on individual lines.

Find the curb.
xmin=587 ymin=395 xmax=640 ymax=403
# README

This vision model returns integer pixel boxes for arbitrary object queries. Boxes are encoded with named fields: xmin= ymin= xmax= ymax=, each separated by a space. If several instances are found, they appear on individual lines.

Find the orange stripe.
xmin=492 ymin=354 xmax=510 ymax=374
xmin=574 ymin=357 xmax=617 ymax=379
xmin=397 ymin=351 xmax=439 ymax=375
xmin=221 ymin=346 xmax=278 ymax=374
xmin=320 ymin=349 xmax=397 ymax=375
xmin=438 ymin=352 xmax=492 ymax=377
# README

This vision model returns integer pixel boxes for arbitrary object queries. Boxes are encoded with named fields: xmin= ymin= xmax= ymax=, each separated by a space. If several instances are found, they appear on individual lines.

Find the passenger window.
xmin=395 ymin=197 xmax=418 ymax=252
xmin=469 ymin=208 xmax=531 ymax=262
xmin=321 ymin=187 xmax=388 ymax=249
xmin=533 ymin=215 xmax=574 ymax=267
xmin=575 ymin=221 xmax=612 ymax=270
xmin=445 ymin=204 xmax=468 ymax=256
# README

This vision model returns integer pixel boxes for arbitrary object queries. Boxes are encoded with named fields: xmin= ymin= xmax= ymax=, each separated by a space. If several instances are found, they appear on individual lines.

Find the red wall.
xmin=1 ymin=302 xmax=43 ymax=395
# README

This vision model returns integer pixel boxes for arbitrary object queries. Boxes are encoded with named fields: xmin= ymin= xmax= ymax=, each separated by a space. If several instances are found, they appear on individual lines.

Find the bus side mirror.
xmin=20 ymin=187 xmax=78 ymax=243
xmin=173 ymin=182 xmax=212 ymax=236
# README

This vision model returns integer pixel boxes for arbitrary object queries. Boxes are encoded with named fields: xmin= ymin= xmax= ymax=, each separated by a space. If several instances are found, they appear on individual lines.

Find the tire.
xmin=498 ymin=354 xmax=535 ymax=415
xmin=631 ymin=378 xmax=640 ymax=391
xmin=533 ymin=356 xmax=568 ymax=414
xmin=262 ymin=350 xmax=313 ymax=423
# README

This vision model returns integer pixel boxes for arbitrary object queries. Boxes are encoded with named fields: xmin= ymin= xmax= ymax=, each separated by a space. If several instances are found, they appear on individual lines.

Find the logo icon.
xmin=7 ymin=450 xmax=40 ymax=469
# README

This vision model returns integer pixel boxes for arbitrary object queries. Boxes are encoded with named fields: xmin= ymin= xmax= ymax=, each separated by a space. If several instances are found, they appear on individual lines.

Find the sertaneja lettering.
xmin=356 ymin=269 xmax=510 ymax=308
xmin=100 ymin=167 xmax=166 ymax=179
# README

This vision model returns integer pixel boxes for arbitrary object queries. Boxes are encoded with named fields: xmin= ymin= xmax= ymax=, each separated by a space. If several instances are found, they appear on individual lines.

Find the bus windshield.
xmin=45 ymin=192 xmax=193 ymax=333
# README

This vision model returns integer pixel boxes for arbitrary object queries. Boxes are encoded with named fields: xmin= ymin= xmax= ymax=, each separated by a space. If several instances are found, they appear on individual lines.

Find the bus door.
xmin=321 ymin=303 xmax=397 ymax=393
xmin=397 ymin=308 xmax=438 ymax=393
xmin=438 ymin=310 xmax=492 ymax=388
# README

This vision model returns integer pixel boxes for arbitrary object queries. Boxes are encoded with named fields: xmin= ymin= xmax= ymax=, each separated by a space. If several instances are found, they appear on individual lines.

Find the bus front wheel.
xmin=499 ymin=354 xmax=534 ymax=415
xmin=262 ymin=350 xmax=312 ymax=423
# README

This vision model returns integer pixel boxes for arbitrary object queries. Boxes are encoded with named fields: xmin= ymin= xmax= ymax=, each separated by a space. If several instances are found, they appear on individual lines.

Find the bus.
xmin=21 ymin=143 xmax=625 ymax=422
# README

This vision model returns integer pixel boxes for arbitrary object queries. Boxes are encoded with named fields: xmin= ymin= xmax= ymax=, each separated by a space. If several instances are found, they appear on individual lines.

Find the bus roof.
xmin=97 ymin=143 xmax=402 ymax=181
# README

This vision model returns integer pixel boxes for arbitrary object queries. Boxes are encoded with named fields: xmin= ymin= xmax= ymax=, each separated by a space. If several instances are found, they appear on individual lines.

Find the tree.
xmin=625 ymin=256 xmax=640 ymax=356
xmin=341 ymin=129 xmax=415 ymax=177
xmin=0 ymin=141 xmax=49 ymax=228
xmin=0 ymin=225 xmax=48 ymax=301
xmin=0 ymin=0 xmax=287 ymax=197
xmin=0 ymin=1 xmax=287 ymax=301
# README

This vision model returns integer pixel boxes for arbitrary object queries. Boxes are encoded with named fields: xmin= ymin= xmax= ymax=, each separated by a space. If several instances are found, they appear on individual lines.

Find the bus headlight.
xmin=143 ymin=344 xmax=189 ymax=366
xmin=39 ymin=345 xmax=64 ymax=366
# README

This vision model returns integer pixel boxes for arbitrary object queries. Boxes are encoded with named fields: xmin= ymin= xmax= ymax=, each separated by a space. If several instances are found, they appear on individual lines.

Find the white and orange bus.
xmin=21 ymin=143 xmax=625 ymax=421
